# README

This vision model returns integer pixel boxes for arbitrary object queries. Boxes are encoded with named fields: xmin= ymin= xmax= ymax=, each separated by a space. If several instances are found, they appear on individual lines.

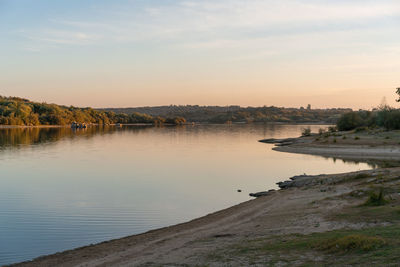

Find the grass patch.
xmin=314 ymin=234 xmax=385 ymax=253
xmin=353 ymin=173 xmax=370 ymax=180
xmin=355 ymin=127 xmax=368 ymax=133
xmin=380 ymin=161 xmax=400 ymax=168
xmin=331 ymin=203 xmax=400 ymax=223
xmin=207 ymin=225 xmax=400 ymax=266
xmin=348 ymin=189 xmax=367 ymax=198
xmin=334 ymin=172 xmax=371 ymax=185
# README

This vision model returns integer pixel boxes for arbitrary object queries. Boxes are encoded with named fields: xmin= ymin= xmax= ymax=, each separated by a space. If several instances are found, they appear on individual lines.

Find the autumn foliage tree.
xmin=0 ymin=96 xmax=163 ymax=126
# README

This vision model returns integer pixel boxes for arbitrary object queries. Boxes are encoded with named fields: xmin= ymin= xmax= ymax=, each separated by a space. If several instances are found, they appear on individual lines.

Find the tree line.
xmin=0 ymin=96 xmax=186 ymax=126
xmin=103 ymin=105 xmax=352 ymax=124
xmin=337 ymin=88 xmax=400 ymax=131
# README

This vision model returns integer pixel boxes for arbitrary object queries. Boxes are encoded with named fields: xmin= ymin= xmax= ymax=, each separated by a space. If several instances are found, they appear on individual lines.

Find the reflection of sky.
xmin=1 ymin=1 xmax=399 ymax=108
xmin=0 ymin=124 xmax=371 ymax=265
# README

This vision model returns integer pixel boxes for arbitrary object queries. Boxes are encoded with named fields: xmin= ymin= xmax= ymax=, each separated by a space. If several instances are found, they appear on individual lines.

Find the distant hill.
xmin=100 ymin=105 xmax=353 ymax=124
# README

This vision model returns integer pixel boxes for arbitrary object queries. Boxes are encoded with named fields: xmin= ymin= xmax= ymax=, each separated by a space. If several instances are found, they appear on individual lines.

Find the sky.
xmin=0 ymin=0 xmax=399 ymax=109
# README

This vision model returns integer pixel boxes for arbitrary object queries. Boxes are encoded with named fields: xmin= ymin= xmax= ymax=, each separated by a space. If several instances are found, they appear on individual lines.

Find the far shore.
xmin=0 ymin=121 xmax=334 ymax=129
xmin=0 ymin=123 xmax=154 ymax=129
xmin=11 ymin=128 xmax=400 ymax=266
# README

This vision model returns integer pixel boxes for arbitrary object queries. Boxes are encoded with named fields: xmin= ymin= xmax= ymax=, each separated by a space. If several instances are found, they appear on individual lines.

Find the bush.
xmin=328 ymin=126 xmax=337 ymax=133
xmin=337 ymin=111 xmax=372 ymax=131
xmin=301 ymin=127 xmax=311 ymax=137
xmin=165 ymin=116 xmax=186 ymax=125
xmin=378 ymin=109 xmax=400 ymax=130
xmin=338 ymin=108 xmax=400 ymax=131
xmin=355 ymin=126 xmax=368 ymax=133
xmin=364 ymin=188 xmax=388 ymax=206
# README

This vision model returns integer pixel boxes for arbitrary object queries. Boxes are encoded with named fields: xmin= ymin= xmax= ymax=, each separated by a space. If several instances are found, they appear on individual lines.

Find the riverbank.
xmin=11 ymin=130 xmax=400 ymax=266
xmin=263 ymin=129 xmax=400 ymax=161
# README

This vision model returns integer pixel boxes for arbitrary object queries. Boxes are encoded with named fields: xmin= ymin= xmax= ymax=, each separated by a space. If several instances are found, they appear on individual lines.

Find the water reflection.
xmin=0 ymin=125 xmax=154 ymax=149
xmin=320 ymin=155 xmax=400 ymax=169
xmin=0 ymin=125 xmax=393 ymax=168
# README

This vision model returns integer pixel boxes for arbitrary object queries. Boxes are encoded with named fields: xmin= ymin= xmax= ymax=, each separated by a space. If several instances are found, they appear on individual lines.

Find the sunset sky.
xmin=1 ymin=0 xmax=399 ymax=109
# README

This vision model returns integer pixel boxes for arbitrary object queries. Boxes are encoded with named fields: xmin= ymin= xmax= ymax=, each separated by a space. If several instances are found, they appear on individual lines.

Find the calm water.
xmin=0 ymin=124 xmax=372 ymax=265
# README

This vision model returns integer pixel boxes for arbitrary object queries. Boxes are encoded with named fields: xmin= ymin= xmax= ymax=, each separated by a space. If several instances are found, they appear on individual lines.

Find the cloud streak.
xmin=19 ymin=0 xmax=400 ymax=49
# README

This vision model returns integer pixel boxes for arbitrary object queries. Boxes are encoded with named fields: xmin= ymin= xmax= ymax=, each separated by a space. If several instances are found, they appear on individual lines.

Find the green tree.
xmin=337 ymin=112 xmax=365 ymax=131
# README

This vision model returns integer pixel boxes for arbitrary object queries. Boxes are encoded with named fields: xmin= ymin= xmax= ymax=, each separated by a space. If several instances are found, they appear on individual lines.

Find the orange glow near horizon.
xmin=1 ymin=0 xmax=399 ymax=109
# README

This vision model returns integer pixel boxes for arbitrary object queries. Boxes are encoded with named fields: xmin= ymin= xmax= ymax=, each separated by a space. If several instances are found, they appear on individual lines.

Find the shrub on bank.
xmin=301 ymin=127 xmax=311 ymax=137
xmin=336 ymin=111 xmax=373 ymax=131
xmin=337 ymin=108 xmax=400 ymax=131
xmin=165 ymin=116 xmax=186 ymax=125
xmin=364 ymin=188 xmax=389 ymax=206
xmin=378 ymin=109 xmax=400 ymax=130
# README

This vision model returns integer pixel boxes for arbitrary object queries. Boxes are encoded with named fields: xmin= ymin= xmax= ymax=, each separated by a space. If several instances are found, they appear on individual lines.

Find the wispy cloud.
xmin=178 ymin=0 xmax=400 ymax=27
xmin=14 ymin=0 xmax=399 ymax=57
xmin=25 ymin=29 xmax=99 ymax=45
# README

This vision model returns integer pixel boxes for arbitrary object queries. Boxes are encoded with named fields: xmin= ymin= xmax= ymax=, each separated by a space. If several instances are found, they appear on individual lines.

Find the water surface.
xmin=0 ymin=124 xmax=372 ymax=265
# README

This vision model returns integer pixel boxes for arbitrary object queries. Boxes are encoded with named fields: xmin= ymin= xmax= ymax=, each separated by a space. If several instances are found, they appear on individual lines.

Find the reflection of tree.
xmin=0 ymin=125 xmax=153 ymax=151
xmin=328 ymin=156 xmax=400 ymax=169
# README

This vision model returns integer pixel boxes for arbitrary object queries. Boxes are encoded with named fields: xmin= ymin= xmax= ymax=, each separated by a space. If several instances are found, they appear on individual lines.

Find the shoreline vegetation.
xmin=100 ymin=105 xmax=351 ymax=124
xmin=0 ymin=96 xmax=186 ymax=126
xmin=0 ymin=121 xmax=334 ymax=129
xmin=0 ymin=96 xmax=350 ymax=127
xmin=11 ymin=129 xmax=400 ymax=266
